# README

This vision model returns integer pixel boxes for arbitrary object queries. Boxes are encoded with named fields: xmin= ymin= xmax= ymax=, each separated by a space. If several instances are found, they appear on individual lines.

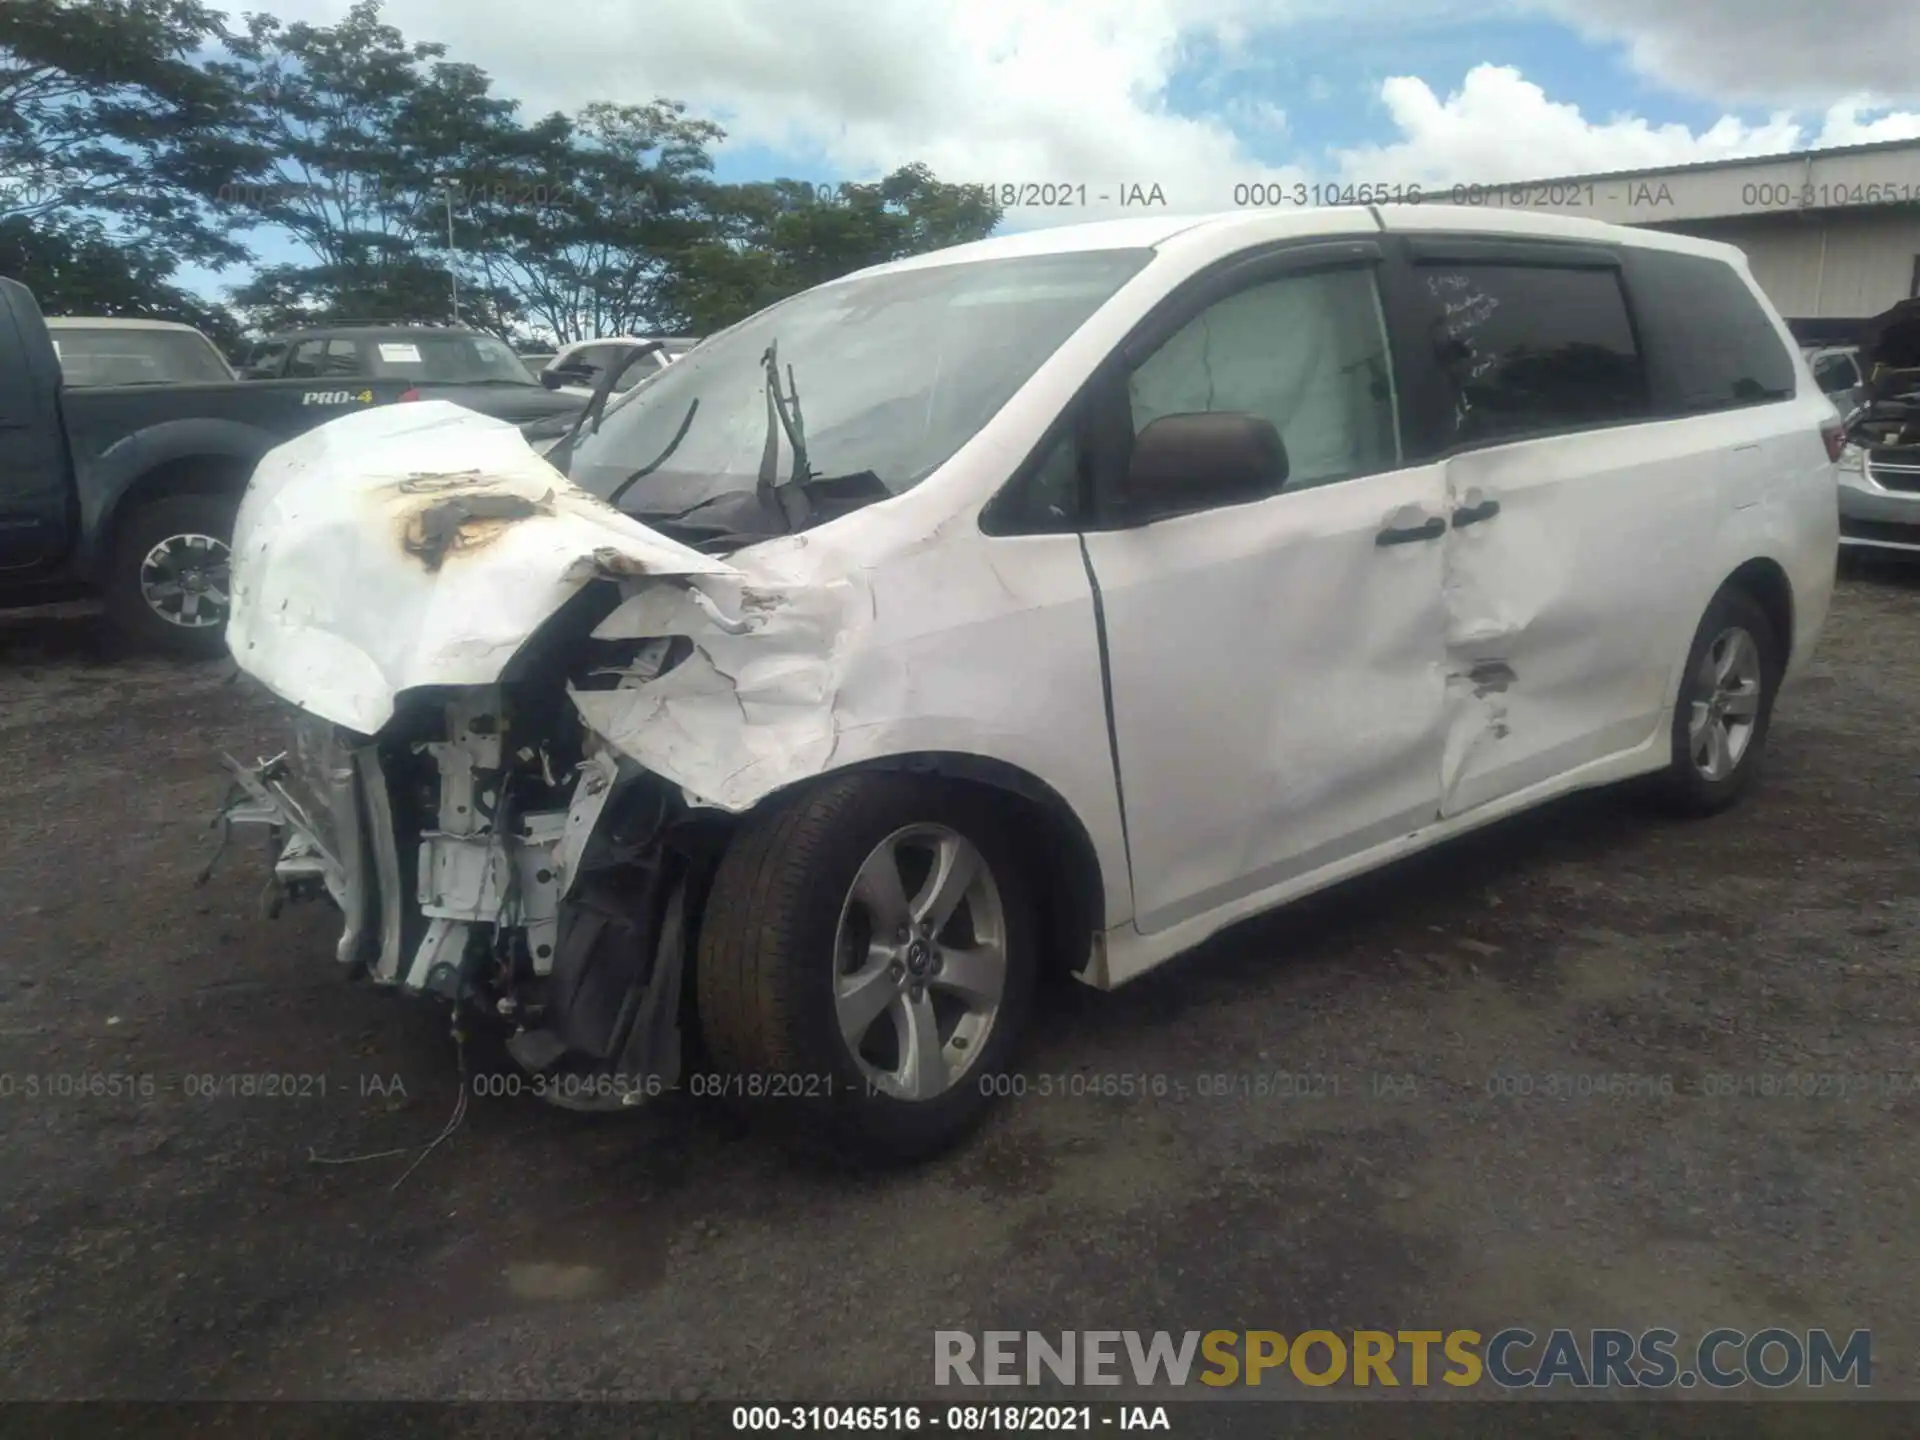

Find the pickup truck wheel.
xmin=695 ymin=774 xmax=1038 ymax=1163
xmin=105 ymin=495 xmax=236 ymax=659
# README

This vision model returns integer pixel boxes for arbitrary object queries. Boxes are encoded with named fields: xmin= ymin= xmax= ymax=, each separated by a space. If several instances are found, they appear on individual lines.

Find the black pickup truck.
xmin=0 ymin=277 xmax=415 ymax=657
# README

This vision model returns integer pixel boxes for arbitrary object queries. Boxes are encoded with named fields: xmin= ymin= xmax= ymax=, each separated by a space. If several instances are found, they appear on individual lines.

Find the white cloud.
xmin=1334 ymin=66 xmax=1920 ymax=187
xmin=1530 ymin=0 xmax=1920 ymax=105
xmin=234 ymin=1 xmax=1920 ymax=233
xmin=250 ymin=0 xmax=1319 ymax=224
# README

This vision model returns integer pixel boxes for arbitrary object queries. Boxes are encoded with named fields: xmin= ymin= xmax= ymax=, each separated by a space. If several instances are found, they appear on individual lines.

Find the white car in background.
xmin=539 ymin=335 xmax=698 ymax=398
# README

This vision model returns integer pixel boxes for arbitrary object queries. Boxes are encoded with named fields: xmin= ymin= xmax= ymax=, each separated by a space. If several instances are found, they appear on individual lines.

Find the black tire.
xmin=1643 ymin=585 xmax=1783 ymax=817
xmin=104 ymin=494 xmax=236 ymax=660
xmin=695 ymin=773 xmax=1039 ymax=1163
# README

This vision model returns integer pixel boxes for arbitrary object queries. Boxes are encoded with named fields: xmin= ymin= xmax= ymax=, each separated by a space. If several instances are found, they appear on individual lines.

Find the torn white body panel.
xmin=226 ymin=402 xmax=735 ymax=735
xmin=577 ymin=519 xmax=1134 ymax=929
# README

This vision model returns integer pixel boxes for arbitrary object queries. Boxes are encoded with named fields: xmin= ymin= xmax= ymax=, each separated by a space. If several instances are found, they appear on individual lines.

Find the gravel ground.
xmin=1 ymin=565 xmax=1917 ymax=1409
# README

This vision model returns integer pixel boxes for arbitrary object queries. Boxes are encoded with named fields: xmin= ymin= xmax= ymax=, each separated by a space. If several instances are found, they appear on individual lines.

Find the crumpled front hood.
xmin=226 ymin=401 xmax=735 ymax=734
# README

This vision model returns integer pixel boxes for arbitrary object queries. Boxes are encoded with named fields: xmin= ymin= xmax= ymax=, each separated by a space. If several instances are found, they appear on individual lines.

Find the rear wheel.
xmin=695 ymin=773 xmax=1038 ymax=1162
xmin=104 ymin=495 xmax=236 ymax=659
xmin=1644 ymin=586 xmax=1782 ymax=816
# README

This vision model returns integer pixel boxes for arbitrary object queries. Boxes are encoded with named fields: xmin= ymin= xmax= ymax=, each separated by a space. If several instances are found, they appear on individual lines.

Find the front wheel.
xmin=1643 ymin=586 xmax=1782 ymax=816
xmin=694 ymin=774 xmax=1038 ymax=1162
xmin=104 ymin=494 xmax=236 ymax=659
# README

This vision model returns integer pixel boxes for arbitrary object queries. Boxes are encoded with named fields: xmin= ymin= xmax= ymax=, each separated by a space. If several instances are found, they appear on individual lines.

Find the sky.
xmin=178 ymin=0 xmax=1920 ymax=298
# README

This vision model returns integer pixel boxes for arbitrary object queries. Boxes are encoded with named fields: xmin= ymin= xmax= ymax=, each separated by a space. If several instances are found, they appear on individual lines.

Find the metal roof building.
xmin=1451 ymin=136 xmax=1920 ymax=344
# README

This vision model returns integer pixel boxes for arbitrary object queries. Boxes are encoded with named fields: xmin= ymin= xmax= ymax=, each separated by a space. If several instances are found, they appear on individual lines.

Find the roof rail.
xmin=276 ymin=317 xmax=479 ymax=332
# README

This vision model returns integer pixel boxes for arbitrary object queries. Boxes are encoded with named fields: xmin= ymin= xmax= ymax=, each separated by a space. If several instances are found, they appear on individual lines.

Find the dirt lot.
xmin=2 ymin=564 xmax=1918 ymax=1410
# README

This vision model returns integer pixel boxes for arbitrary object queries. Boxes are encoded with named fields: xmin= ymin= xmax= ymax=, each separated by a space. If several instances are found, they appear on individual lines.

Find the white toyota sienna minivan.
xmin=219 ymin=204 xmax=1841 ymax=1160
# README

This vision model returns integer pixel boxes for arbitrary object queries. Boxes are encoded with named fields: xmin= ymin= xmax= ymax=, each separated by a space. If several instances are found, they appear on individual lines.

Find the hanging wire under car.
xmin=306 ymin=1017 xmax=472 ymax=1193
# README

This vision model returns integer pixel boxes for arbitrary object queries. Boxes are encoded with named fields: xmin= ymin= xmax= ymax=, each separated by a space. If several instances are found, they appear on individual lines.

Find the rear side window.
xmin=1414 ymin=263 xmax=1649 ymax=444
xmin=1623 ymin=249 xmax=1796 ymax=414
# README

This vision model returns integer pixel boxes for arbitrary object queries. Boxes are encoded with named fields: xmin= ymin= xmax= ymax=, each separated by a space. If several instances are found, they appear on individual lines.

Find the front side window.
xmin=1416 ymin=263 xmax=1649 ymax=444
xmin=1126 ymin=265 xmax=1401 ymax=493
xmin=566 ymin=248 xmax=1152 ymax=546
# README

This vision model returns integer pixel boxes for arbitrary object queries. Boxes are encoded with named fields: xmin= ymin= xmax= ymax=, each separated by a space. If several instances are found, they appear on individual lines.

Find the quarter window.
xmin=1622 ymin=249 xmax=1796 ymax=414
xmin=1415 ymin=264 xmax=1648 ymax=444
xmin=1126 ymin=266 xmax=1401 ymax=495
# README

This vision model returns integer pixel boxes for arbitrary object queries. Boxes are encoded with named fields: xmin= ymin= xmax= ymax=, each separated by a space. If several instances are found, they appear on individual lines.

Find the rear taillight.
xmin=1821 ymin=419 xmax=1847 ymax=463
xmin=398 ymin=386 xmax=421 ymax=402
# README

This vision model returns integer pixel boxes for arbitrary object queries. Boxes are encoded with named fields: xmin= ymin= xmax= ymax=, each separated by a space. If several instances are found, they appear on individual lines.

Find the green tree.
xmin=225 ymin=257 xmax=520 ymax=335
xmin=209 ymin=0 xmax=527 ymax=330
xmin=0 ymin=0 xmax=253 ymax=274
xmin=662 ymin=164 xmax=1001 ymax=332
xmin=467 ymin=99 xmax=724 ymax=343
xmin=0 ymin=215 xmax=245 ymax=356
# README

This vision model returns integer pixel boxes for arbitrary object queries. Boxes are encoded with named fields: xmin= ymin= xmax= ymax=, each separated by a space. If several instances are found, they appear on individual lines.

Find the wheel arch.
xmin=90 ymin=452 xmax=255 ymax=579
xmin=1722 ymin=555 xmax=1795 ymax=667
xmin=678 ymin=750 xmax=1108 ymax=988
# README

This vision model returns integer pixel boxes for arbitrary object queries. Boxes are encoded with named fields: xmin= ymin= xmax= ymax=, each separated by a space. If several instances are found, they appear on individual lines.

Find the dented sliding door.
xmin=1417 ymin=248 xmax=1687 ymax=818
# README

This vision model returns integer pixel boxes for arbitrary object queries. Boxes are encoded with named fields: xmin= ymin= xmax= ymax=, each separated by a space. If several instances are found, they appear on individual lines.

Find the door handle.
xmin=1451 ymin=498 xmax=1501 ymax=528
xmin=1375 ymin=515 xmax=1446 ymax=546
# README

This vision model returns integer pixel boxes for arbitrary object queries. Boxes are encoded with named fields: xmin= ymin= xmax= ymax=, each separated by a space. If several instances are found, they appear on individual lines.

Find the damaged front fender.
xmin=570 ymin=570 xmax=877 ymax=813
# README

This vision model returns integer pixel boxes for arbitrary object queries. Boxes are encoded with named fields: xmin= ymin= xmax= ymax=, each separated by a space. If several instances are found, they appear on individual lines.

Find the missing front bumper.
xmin=216 ymin=700 xmax=687 ymax=1110
xmin=220 ymin=723 xmax=386 ymax=970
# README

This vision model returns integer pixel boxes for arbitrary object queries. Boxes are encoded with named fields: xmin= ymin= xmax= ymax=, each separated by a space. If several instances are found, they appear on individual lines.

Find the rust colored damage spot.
xmin=587 ymin=546 xmax=651 ymax=578
xmin=400 ymin=488 xmax=553 ymax=571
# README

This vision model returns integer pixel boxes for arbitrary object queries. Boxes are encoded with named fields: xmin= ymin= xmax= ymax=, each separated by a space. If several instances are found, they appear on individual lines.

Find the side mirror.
xmin=1122 ymin=412 xmax=1288 ymax=521
xmin=539 ymin=368 xmax=571 ymax=389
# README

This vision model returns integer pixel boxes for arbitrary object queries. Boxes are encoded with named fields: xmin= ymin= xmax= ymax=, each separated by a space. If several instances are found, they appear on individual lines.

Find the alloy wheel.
xmin=1687 ymin=625 xmax=1762 ymax=782
xmin=831 ymin=823 xmax=1008 ymax=1101
xmin=139 ymin=533 xmax=232 ymax=630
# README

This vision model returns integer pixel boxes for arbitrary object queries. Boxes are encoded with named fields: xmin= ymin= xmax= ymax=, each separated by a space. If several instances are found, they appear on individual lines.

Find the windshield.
xmin=364 ymin=333 xmax=537 ymax=384
xmin=567 ymin=249 xmax=1151 ymax=528
xmin=52 ymin=327 xmax=233 ymax=386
